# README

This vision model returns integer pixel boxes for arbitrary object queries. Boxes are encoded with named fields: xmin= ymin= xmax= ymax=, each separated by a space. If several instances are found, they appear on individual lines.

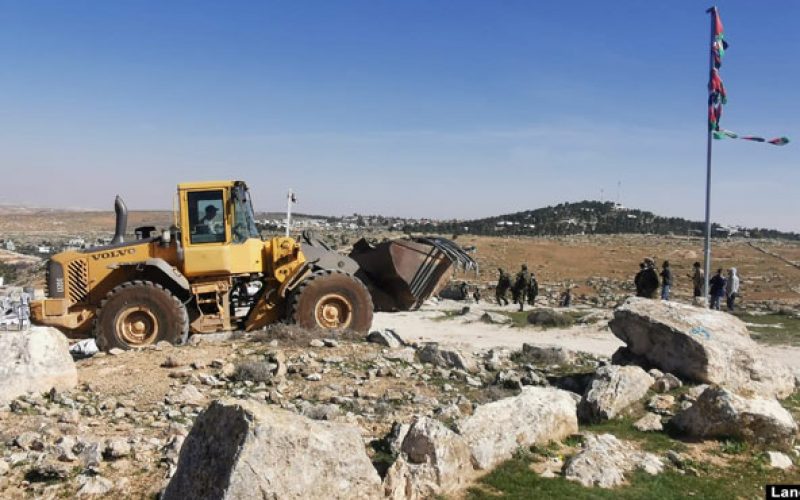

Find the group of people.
xmin=495 ymin=265 xmax=539 ymax=311
xmin=466 ymin=258 xmax=741 ymax=313
xmin=636 ymin=258 xmax=740 ymax=311
xmin=708 ymin=266 xmax=740 ymax=311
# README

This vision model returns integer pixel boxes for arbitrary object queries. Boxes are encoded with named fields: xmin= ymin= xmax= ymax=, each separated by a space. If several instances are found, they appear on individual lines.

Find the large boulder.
xmin=579 ymin=365 xmax=654 ymax=422
xmin=0 ymin=327 xmax=78 ymax=404
xmin=564 ymin=433 xmax=663 ymax=488
xmin=163 ymin=400 xmax=381 ymax=500
xmin=457 ymin=386 xmax=578 ymax=470
xmin=417 ymin=343 xmax=478 ymax=373
xmin=671 ymin=387 xmax=798 ymax=447
xmin=383 ymin=417 xmax=474 ymax=499
xmin=609 ymin=298 xmax=795 ymax=398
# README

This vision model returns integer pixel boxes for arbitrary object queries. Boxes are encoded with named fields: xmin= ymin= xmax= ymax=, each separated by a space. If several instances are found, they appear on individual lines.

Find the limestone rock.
xmin=633 ymin=413 xmax=663 ymax=432
xmin=672 ymin=387 xmax=798 ymax=446
xmin=383 ymin=348 xmax=416 ymax=364
xmin=165 ymin=385 xmax=206 ymax=406
xmin=653 ymin=373 xmax=682 ymax=393
xmin=103 ymin=438 xmax=131 ymax=460
xmin=368 ymin=329 xmax=404 ymax=349
xmin=564 ymin=434 xmax=663 ymax=488
xmin=520 ymin=344 xmax=577 ymax=366
xmin=417 ymin=343 xmax=478 ymax=374
xmin=457 ymin=386 xmax=578 ymax=470
xmin=527 ymin=308 xmax=575 ymax=328
xmin=480 ymin=312 xmax=512 ymax=325
xmin=387 ymin=422 xmax=411 ymax=455
xmin=647 ymin=394 xmax=676 ymax=416
xmin=77 ymin=475 xmax=114 ymax=496
xmin=767 ymin=451 xmax=793 ymax=470
xmin=609 ymin=298 xmax=795 ymax=398
xmin=384 ymin=417 xmax=473 ymax=499
xmin=579 ymin=365 xmax=654 ymax=422
xmin=0 ymin=327 xmax=78 ymax=404
xmin=163 ymin=400 xmax=381 ymax=500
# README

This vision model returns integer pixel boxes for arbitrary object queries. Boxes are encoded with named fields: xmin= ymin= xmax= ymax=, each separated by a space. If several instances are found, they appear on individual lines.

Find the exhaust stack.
xmin=111 ymin=195 xmax=128 ymax=244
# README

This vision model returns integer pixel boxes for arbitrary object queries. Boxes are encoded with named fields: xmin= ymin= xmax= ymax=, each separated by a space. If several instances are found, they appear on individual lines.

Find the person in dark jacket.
xmin=513 ymin=264 xmax=531 ymax=311
xmin=496 ymin=268 xmax=511 ymax=306
xmin=460 ymin=281 xmax=469 ymax=301
xmin=660 ymin=260 xmax=673 ymax=301
xmin=560 ymin=287 xmax=572 ymax=307
xmin=637 ymin=258 xmax=659 ymax=299
xmin=709 ymin=268 xmax=727 ymax=310
xmin=527 ymin=273 xmax=539 ymax=306
xmin=634 ymin=262 xmax=645 ymax=296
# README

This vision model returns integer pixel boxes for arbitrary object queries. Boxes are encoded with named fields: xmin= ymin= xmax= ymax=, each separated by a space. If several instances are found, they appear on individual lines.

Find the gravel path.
xmin=372 ymin=300 xmax=624 ymax=357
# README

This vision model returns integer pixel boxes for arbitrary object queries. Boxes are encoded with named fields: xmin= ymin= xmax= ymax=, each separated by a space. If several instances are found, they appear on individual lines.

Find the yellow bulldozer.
xmin=30 ymin=180 xmax=476 ymax=351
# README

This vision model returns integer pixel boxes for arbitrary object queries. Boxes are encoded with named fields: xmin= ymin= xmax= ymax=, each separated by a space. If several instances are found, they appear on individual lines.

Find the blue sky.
xmin=1 ymin=1 xmax=798 ymax=230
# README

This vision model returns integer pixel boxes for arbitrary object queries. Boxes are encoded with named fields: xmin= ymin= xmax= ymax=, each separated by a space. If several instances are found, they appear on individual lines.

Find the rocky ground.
xmin=1 ymin=297 xmax=799 ymax=499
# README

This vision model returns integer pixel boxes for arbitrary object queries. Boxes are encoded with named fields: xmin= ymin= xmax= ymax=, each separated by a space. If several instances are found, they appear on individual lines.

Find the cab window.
xmin=231 ymin=186 xmax=261 ymax=244
xmin=188 ymin=190 xmax=225 ymax=244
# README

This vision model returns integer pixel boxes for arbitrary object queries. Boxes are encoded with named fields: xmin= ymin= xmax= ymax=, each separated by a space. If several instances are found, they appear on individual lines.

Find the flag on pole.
xmin=707 ymin=7 xmax=789 ymax=146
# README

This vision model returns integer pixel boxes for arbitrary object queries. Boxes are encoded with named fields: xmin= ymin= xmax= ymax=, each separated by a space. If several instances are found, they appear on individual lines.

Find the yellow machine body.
xmin=31 ymin=180 xmax=309 ymax=337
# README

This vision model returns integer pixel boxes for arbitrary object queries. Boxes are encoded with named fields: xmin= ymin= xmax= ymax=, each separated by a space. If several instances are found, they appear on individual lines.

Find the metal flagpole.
xmin=702 ymin=7 xmax=716 ymax=303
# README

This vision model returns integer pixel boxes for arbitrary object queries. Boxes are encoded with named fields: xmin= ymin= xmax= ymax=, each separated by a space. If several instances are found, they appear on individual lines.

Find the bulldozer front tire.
xmin=94 ymin=280 xmax=189 ymax=351
xmin=289 ymin=271 xmax=373 ymax=333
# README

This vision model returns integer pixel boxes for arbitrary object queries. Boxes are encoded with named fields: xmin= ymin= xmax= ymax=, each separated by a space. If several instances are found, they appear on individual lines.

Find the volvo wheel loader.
xmin=30 ymin=180 xmax=477 ymax=351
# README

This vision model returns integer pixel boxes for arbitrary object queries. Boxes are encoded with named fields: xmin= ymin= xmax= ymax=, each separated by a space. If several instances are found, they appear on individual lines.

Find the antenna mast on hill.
xmin=616 ymin=181 xmax=621 ymax=205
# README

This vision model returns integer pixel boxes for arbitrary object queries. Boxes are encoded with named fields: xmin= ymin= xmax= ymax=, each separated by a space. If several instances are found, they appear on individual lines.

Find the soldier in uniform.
xmin=527 ymin=272 xmax=539 ymax=306
xmin=513 ymin=264 xmax=531 ymax=311
xmin=495 ymin=268 xmax=511 ymax=306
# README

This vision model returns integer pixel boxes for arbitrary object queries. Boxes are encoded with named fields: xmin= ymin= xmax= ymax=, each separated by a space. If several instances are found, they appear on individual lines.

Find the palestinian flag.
xmin=707 ymin=7 xmax=789 ymax=146
xmin=714 ymin=129 xmax=791 ymax=146
xmin=711 ymin=7 xmax=728 ymax=69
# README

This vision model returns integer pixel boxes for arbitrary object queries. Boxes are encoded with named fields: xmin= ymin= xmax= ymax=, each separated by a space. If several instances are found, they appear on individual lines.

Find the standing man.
xmin=638 ymin=258 xmax=660 ymax=299
xmin=726 ymin=268 xmax=740 ymax=311
xmin=560 ymin=287 xmax=572 ymax=307
xmin=527 ymin=272 xmax=539 ymax=306
xmin=660 ymin=261 xmax=673 ymax=301
xmin=689 ymin=262 xmax=704 ymax=305
xmin=459 ymin=281 xmax=469 ymax=301
xmin=709 ymin=268 xmax=726 ymax=310
xmin=495 ymin=268 xmax=511 ymax=306
xmin=634 ymin=262 xmax=645 ymax=297
xmin=513 ymin=264 xmax=531 ymax=311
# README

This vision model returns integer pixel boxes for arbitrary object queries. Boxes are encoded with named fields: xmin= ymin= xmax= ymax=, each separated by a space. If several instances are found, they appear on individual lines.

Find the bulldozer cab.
xmin=178 ymin=181 xmax=264 ymax=277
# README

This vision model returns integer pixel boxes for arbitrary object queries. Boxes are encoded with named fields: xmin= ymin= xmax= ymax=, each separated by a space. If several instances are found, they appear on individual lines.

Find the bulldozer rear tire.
xmin=94 ymin=280 xmax=189 ymax=351
xmin=289 ymin=271 xmax=373 ymax=333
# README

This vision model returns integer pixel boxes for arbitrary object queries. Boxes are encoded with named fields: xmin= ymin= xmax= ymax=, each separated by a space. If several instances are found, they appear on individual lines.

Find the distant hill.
xmin=408 ymin=201 xmax=800 ymax=240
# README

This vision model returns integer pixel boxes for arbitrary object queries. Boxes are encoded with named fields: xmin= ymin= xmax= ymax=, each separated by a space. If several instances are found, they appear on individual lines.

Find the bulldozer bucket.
xmin=349 ymin=237 xmax=477 ymax=311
